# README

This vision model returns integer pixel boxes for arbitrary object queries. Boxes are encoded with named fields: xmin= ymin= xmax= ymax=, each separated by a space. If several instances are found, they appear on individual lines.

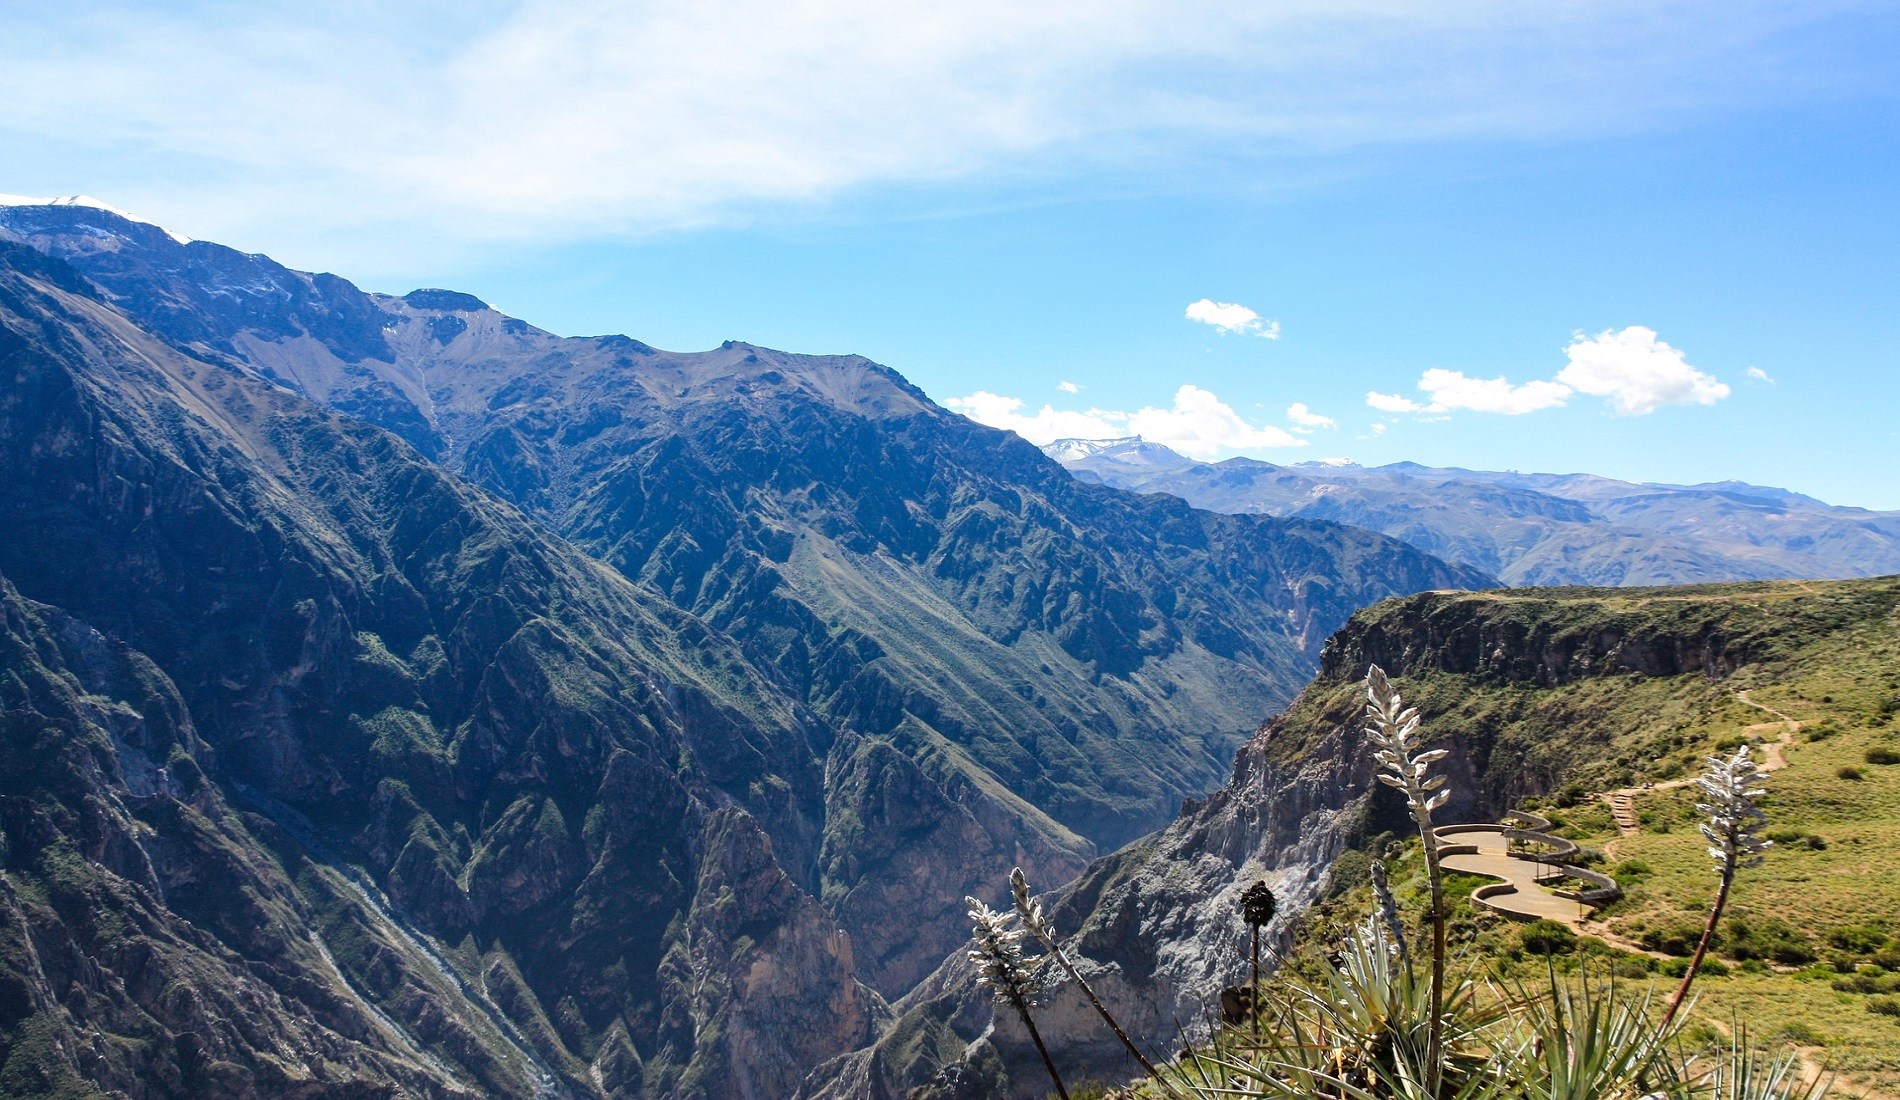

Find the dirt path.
xmin=1735 ymin=689 xmax=1801 ymax=771
xmin=1600 ymin=690 xmax=1800 ymax=837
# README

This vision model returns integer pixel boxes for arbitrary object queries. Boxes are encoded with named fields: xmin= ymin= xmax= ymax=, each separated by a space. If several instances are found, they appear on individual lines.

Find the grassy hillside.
xmin=1289 ymin=577 xmax=1900 ymax=1096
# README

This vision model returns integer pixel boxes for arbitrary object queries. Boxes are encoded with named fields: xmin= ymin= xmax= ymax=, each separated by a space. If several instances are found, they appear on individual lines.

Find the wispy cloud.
xmin=1367 ymin=326 xmax=1726 ymax=417
xmin=947 ymin=384 xmax=1304 ymax=457
xmin=1058 ymin=380 xmax=1083 ymax=393
xmin=0 ymin=1 xmax=1873 ymax=250
xmin=1745 ymin=366 xmax=1775 ymax=383
xmin=1366 ymin=392 xmax=1425 ymax=414
xmin=1186 ymin=299 xmax=1279 ymax=338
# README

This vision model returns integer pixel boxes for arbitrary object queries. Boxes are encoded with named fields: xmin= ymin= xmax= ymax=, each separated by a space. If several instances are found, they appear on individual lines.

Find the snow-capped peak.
xmin=0 ymin=194 xmax=193 ymax=244
xmin=1041 ymin=436 xmax=1195 ymax=469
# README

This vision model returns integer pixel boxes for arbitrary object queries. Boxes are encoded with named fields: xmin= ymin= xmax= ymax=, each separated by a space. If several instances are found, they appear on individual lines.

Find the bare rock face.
xmin=1317 ymin=588 xmax=1755 ymax=686
xmin=0 ymin=241 xmax=878 ymax=1098
xmin=799 ymin=701 xmax=1381 ymax=1100
xmin=653 ymin=809 xmax=882 ymax=1100
xmin=819 ymin=736 xmax=1091 ymax=995
xmin=0 ymin=574 xmax=488 ymax=1098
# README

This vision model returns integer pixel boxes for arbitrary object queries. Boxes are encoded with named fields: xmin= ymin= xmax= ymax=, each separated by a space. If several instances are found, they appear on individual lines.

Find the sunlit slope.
xmin=1297 ymin=577 xmax=1900 ymax=1092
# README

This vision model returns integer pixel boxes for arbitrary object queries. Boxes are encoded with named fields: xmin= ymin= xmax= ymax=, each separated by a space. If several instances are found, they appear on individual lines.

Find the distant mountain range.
xmin=0 ymin=199 xmax=1482 ymax=1098
xmin=1046 ymin=436 xmax=1900 ymax=586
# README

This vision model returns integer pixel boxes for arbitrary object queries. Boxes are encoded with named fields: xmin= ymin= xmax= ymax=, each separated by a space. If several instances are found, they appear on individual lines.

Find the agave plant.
xmin=1693 ymin=1028 xmax=1830 ymax=1100
xmin=1164 ymin=917 xmax=1501 ymax=1100
xmin=1493 ymin=969 xmax=1677 ymax=1100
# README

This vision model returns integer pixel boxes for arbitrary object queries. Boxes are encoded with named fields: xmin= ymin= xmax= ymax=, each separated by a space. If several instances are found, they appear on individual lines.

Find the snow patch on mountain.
xmin=1041 ymin=436 xmax=1194 ymax=469
xmin=0 ymin=194 xmax=193 ymax=244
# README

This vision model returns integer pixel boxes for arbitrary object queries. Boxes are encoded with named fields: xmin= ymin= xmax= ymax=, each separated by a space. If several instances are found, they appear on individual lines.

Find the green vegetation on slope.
xmin=1290 ymin=577 xmax=1900 ymax=1096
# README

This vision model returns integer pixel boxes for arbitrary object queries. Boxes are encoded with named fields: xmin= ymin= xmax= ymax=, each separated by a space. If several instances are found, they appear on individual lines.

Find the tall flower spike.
xmin=1362 ymin=664 xmax=1449 ymax=1094
xmin=1364 ymin=665 xmax=1451 ymax=824
xmin=1696 ymin=745 xmax=1773 ymax=875
xmin=970 ymin=891 xmax=1071 ymax=1100
xmin=1662 ymin=742 xmax=1775 ymax=1028
xmin=1010 ymin=868 xmax=1173 ymax=1090
xmin=967 ymin=897 xmax=1040 ymax=1005
xmin=1369 ymin=860 xmax=1409 ymax=964
xmin=1239 ymin=881 xmax=1278 ymax=929
xmin=1010 ymin=868 xmax=1055 ymax=946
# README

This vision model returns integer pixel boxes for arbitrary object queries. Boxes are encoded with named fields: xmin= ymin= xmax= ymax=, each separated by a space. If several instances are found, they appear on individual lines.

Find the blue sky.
xmin=4 ymin=1 xmax=1898 ymax=506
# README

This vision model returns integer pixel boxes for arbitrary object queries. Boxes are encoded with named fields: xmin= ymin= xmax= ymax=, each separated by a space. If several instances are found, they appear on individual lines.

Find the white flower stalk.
xmin=1365 ymin=664 xmax=1451 ymax=826
xmin=967 ymin=896 xmax=1040 ymax=1005
xmin=967 ymin=894 xmax=1070 ymax=1099
xmin=1362 ymin=663 xmax=1448 ymax=1094
xmin=1696 ymin=745 xmax=1773 ymax=876
xmin=1010 ymin=869 xmax=1173 ymax=1090
xmin=1663 ymin=744 xmax=1774 ymax=1028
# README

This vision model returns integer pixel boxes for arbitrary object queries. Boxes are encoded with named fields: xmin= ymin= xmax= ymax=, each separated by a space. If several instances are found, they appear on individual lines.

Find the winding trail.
xmin=1600 ymin=690 xmax=1801 ymax=836
xmin=1439 ymin=695 xmax=1800 ymax=934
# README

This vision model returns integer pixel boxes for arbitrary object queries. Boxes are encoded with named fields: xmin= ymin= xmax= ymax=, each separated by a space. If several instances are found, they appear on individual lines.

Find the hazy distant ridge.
xmin=1046 ymin=436 xmax=1900 ymax=586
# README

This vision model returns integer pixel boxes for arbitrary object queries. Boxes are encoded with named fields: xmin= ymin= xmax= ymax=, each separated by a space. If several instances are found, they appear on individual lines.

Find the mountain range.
xmin=0 ymin=199 xmax=1483 ymax=1098
xmin=1047 ymin=436 xmax=1900 ymax=587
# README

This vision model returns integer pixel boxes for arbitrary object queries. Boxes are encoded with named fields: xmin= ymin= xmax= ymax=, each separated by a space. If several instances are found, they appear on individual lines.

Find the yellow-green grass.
xmin=1289 ymin=578 xmax=1900 ymax=1095
xmin=1522 ymin=582 xmax=1900 ymax=1093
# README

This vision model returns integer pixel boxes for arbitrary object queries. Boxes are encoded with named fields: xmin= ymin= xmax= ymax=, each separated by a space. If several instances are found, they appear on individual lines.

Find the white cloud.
xmin=1127 ymin=385 xmax=1302 ymax=454
xmin=942 ymin=392 xmax=1124 ymax=442
xmin=1366 ymin=325 xmax=1727 ymax=419
xmin=1185 ymin=299 xmax=1280 ymax=338
xmin=947 ymin=383 xmax=1303 ymax=457
xmin=1369 ymin=369 xmax=1576 ymax=416
xmin=1417 ymin=368 xmax=1573 ymax=415
xmin=0 ymin=3 xmax=1871 ymax=257
xmin=1556 ymin=326 xmax=1728 ymax=415
xmin=1366 ymin=391 xmax=1426 ymax=413
xmin=1286 ymin=402 xmax=1336 ymax=430
xmin=1745 ymin=366 xmax=1775 ymax=383
xmin=1368 ymin=423 xmax=1388 ymax=436
xmin=1058 ymin=380 xmax=1083 ymax=393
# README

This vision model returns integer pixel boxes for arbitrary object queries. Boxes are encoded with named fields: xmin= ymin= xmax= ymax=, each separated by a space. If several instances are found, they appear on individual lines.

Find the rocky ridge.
xmin=0 ymin=239 xmax=881 ymax=1097
xmin=1049 ymin=437 xmax=1900 ymax=586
